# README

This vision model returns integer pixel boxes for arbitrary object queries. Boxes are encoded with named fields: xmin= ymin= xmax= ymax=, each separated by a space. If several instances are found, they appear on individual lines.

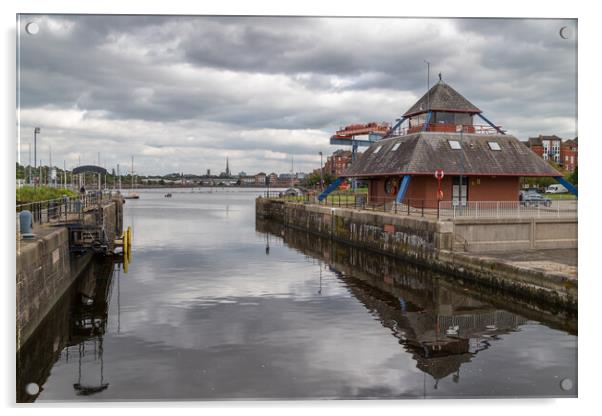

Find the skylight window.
xmin=488 ymin=141 xmax=501 ymax=151
xmin=373 ymin=145 xmax=383 ymax=154
xmin=391 ymin=143 xmax=401 ymax=151
xmin=448 ymin=140 xmax=462 ymax=150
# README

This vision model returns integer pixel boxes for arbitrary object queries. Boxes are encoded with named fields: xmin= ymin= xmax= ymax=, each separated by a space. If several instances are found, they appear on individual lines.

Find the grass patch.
xmin=545 ymin=193 xmax=577 ymax=200
xmin=17 ymin=186 xmax=77 ymax=205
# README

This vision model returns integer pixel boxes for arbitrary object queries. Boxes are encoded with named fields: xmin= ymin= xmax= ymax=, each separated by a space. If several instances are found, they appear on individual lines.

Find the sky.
xmin=17 ymin=15 xmax=577 ymax=176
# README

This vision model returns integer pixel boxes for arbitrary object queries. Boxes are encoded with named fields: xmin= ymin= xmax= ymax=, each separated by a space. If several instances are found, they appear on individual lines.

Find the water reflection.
xmin=256 ymin=218 xmax=577 ymax=392
xmin=17 ymin=190 xmax=576 ymax=401
xmin=17 ymin=257 xmax=119 ymax=402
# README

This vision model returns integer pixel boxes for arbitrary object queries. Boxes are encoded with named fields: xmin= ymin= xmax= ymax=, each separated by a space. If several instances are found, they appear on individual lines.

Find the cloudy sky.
xmin=17 ymin=15 xmax=577 ymax=176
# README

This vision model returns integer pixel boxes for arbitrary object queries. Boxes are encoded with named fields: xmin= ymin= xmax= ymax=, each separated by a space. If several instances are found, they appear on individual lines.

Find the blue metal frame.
xmin=476 ymin=113 xmax=505 ymax=135
xmin=381 ymin=116 xmax=408 ymax=140
xmin=330 ymin=137 xmax=376 ymax=147
xmin=318 ymin=177 xmax=345 ymax=201
xmin=554 ymin=176 xmax=578 ymax=197
xmin=395 ymin=175 xmax=412 ymax=203
xmin=421 ymin=111 xmax=433 ymax=132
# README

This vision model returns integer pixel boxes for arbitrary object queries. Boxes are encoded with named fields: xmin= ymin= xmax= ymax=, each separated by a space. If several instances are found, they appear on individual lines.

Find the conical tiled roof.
xmin=403 ymin=81 xmax=481 ymax=117
xmin=343 ymin=132 xmax=561 ymax=177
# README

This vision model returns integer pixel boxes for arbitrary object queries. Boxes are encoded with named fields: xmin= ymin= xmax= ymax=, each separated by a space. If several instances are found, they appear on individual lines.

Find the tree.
xmin=567 ymin=166 xmax=578 ymax=185
xmin=302 ymin=171 xmax=335 ymax=188
xmin=15 ymin=162 xmax=25 ymax=180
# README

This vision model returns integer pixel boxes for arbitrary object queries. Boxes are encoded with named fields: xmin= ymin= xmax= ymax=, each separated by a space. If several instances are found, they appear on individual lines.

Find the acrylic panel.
xmin=16 ymin=15 xmax=578 ymax=402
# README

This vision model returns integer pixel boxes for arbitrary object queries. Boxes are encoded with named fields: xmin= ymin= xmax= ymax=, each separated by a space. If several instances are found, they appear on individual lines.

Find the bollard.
xmin=48 ymin=200 xmax=57 ymax=220
xmin=123 ymin=228 xmax=129 ymax=255
xmin=63 ymin=196 xmax=69 ymax=220
xmin=19 ymin=210 xmax=35 ymax=239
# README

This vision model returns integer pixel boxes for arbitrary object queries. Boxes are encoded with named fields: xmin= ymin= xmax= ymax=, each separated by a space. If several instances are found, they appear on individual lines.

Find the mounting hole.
xmin=559 ymin=26 xmax=571 ymax=40
xmin=25 ymin=22 xmax=39 ymax=35
xmin=560 ymin=378 xmax=573 ymax=391
xmin=25 ymin=382 xmax=40 ymax=395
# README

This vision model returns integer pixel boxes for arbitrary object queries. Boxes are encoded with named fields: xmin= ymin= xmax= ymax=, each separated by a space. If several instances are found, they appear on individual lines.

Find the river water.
xmin=17 ymin=188 xmax=577 ymax=401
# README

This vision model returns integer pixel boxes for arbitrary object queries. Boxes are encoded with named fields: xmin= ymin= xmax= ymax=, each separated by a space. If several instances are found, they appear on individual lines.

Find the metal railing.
xmin=263 ymin=192 xmax=439 ymax=219
xmin=16 ymin=190 xmax=119 ymax=227
xmin=438 ymin=200 xmax=578 ymax=220
xmin=263 ymin=192 xmax=578 ymax=221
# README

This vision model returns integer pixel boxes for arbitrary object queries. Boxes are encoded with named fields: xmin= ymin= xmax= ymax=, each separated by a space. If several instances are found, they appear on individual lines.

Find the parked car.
xmin=545 ymin=184 xmax=568 ymax=194
xmin=282 ymin=187 xmax=305 ymax=197
xmin=520 ymin=191 xmax=552 ymax=207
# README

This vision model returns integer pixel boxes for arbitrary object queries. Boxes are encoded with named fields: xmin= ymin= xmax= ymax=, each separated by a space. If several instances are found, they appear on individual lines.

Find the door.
xmin=452 ymin=176 xmax=468 ymax=207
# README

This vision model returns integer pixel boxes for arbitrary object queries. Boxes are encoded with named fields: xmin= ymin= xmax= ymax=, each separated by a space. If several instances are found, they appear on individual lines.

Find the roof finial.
xmin=438 ymin=72 xmax=442 ymax=82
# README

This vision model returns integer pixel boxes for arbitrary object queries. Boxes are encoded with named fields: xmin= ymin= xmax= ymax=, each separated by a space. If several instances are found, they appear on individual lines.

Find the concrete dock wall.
xmin=16 ymin=199 xmax=123 ymax=350
xmin=453 ymin=217 xmax=577 ymax=252
xmin=256 ymin=198 xmax=454 ymax=261
xmin=16 ymin=228 xmax=92 ymax=349
xmin=256 ymin=198 xmax=577 ymax=310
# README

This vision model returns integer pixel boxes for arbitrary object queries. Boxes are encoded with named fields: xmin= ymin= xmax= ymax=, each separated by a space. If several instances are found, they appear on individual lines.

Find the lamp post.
xmin=319 ymin=151 xmax=324 ymax=192
xmin=33 ymin=127 xmax=40 ymax=186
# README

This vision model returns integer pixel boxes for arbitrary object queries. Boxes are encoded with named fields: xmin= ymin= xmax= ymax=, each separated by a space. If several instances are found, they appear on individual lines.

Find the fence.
xmin=264 ymin=191 xmax=578 ymax=221
xmin=16 ymin=190 xmax=118 ymax=228
xmin=438 ymin=200 xmax=577 ymax=220
xmin=264 ymin=191 xmax=439 ymax=218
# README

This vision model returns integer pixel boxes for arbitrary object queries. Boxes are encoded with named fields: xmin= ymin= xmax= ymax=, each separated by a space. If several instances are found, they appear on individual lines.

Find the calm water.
xmin=17 ymin=188 xmax=577 ymax=401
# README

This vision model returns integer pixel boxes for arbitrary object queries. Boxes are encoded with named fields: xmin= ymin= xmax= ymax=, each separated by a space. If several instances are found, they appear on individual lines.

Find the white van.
xmin=545 ymin=184 xmax=568 ymax=194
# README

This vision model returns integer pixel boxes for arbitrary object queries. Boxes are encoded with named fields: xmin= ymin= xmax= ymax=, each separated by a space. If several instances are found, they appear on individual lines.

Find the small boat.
xmin=123 ymin=156 xmax=140 ymax=199
xmin=164 ymin=193 xmax=172 ymax=198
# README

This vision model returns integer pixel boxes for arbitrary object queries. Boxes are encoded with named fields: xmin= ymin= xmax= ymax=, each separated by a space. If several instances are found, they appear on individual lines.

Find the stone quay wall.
xmin=16 ymin=199 xmax=123 ymax=350
xmin=256 ymin=198 xmax=577 ymax=310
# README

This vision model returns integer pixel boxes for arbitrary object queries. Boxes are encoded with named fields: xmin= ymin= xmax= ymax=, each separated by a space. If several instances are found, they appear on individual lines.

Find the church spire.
xmin=225 ymin=156 xmax=230 ymax=177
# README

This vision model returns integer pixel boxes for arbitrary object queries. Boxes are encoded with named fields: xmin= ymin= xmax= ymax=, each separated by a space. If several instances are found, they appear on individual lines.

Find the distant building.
xmin=267 ymin=172 xmax=278 ymax=185
xmin=278 ymin=173 xmax=301 ymax=186
xmin=526 ymin=135 xmax=578 ymax=172
xmin=255 ymin=172 xmax=267 ymax=186
xmin=239 ymin=175 xmax=255 ymax=185
xmin=562 ymin=138 xmax=578 ymax=172
xmin=325 ymin=150 xmax=353 ymax=176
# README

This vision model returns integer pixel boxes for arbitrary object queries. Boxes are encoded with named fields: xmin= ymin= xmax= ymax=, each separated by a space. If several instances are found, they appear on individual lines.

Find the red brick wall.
xmin=368 ymin=178 xmax=388 ymax=203
xmin=467 ymin=176 xmax=520 ymax=201
xmin=367 ymin=175 xmax=519 ymax=207
xmin=560 ymin=146 xmax=577 ymax=172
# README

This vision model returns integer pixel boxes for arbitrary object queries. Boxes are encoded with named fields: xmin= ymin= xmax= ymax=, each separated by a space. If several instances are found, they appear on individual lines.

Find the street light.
xmin=319 ymin=151 xmax=324 ymax=191
xmin=33 ymin=127 xmax=40 ymax=187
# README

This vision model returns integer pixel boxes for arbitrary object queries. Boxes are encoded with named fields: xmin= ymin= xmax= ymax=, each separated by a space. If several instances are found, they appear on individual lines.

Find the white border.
xmin=2 ymin=1 xmax=599 ymax=414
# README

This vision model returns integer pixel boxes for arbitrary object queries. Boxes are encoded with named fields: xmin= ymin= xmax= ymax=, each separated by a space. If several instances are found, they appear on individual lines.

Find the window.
xmin=435 ymin=112 xmax=455 ymax=124
xmin=448 ymin=140 xmax=462 ymax=150
xmin=372 ymin=145 xmax=383 ymax=154
xmin=391 ymin=142 xmax=401 ymax=151
xmin=455 ymin=113 xmax=473 ymax=125
xmin=488 ymin=141 xmax=501 ymax=151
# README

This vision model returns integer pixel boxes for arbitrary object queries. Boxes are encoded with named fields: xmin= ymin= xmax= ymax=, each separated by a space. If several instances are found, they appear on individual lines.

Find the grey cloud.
xmin=17 ymin=15 xmax=577 ymax=175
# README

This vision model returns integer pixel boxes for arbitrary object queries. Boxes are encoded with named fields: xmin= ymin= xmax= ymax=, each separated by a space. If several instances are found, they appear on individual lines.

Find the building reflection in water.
xmin=17 ymin=257 xmax=121 ymax=402
xmin=256 ymin=219 xmax=574 ymax=389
